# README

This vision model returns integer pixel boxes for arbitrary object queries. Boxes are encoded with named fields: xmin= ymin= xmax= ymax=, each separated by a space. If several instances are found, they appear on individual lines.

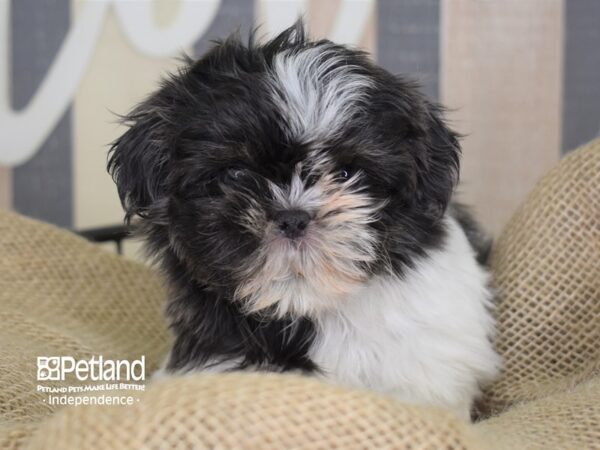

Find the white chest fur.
xmin=308 ymin=216 xmax=500 ymax=419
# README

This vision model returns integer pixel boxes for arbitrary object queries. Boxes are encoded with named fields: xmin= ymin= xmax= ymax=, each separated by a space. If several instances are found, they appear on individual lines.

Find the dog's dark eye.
xmin=339 ymin=167 xmax=353 ymax=180
xmin=225 ymin=167 xmax=246 ymax=181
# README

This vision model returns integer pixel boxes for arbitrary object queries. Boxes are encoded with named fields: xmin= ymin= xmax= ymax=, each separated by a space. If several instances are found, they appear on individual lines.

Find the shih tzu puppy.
xmin=108 ymin=22 xmax=500 ymax=419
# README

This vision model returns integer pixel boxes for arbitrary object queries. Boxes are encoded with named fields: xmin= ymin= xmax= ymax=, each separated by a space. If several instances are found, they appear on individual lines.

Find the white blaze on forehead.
xmin=269 ymin=44 xmax=373 ymax=141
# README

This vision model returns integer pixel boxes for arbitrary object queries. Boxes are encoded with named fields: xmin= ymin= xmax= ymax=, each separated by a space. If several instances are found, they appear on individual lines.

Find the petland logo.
xmin=37 ymin=356 xmax=145 ymax=382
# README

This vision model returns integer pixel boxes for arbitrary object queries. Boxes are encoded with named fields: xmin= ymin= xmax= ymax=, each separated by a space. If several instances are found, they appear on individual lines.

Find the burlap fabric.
xmin=483 ymin=138 xmax=600 ymax=416
xmin=1 ymin=139 xmax=599 ymax=449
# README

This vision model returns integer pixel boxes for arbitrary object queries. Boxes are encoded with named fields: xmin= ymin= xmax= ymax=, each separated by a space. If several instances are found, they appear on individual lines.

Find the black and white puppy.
xmin=108 ymin=22 xmax=500 ymax=419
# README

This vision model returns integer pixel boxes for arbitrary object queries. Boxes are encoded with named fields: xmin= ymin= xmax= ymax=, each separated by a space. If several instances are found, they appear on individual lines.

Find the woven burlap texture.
xmin=0 ymin=209 xmax=170 ymax=449
xmin=483 ymin=138 xmax=600 ymax=416
xmin=1 ymin=139 xmax=599 ymax=449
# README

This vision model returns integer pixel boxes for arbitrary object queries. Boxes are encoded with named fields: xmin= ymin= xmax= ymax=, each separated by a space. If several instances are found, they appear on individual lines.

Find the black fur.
xmin=449 ymin=203 xmax=493 ymax=265
xmin=107 ymin=22 xmax=479 ymax=373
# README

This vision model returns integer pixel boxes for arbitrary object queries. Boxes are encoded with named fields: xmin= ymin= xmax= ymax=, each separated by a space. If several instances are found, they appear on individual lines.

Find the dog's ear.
xmin=107 ymin=95 xmax=174 ymax=224
xmin=416 ymin=102 xmax=461 ymax=218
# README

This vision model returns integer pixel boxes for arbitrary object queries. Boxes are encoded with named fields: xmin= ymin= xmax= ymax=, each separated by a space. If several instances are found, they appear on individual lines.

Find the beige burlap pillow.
xmin=483 ymin=139 xmax=600 ymax=415
xmin=24 ymin=374 xmax=480 ymax=450
xmin=0 ymin=210 xmax=170 ymax=449
xmin=475 ymin=374 xmax=600 ymax=449
xmin=1 ymin=139 xmax=599 ymax=449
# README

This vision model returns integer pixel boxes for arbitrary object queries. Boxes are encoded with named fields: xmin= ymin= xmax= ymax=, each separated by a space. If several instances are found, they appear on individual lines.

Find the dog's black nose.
xmin=275 ymin=210 xmax=311 ymax=239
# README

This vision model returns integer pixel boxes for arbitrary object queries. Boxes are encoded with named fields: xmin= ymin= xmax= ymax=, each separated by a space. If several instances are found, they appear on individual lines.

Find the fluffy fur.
xmin=108 ymin=22 xmax=500 ymax=420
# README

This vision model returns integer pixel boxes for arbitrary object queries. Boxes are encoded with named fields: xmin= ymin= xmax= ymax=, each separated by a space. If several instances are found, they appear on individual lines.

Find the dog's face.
xmin=108 ymin=23 xmax=460 ymax=318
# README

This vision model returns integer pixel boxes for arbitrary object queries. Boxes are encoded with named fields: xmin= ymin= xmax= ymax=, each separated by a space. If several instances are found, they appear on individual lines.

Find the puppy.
xmin=108 ymin=22 xmax=500 ymax=420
